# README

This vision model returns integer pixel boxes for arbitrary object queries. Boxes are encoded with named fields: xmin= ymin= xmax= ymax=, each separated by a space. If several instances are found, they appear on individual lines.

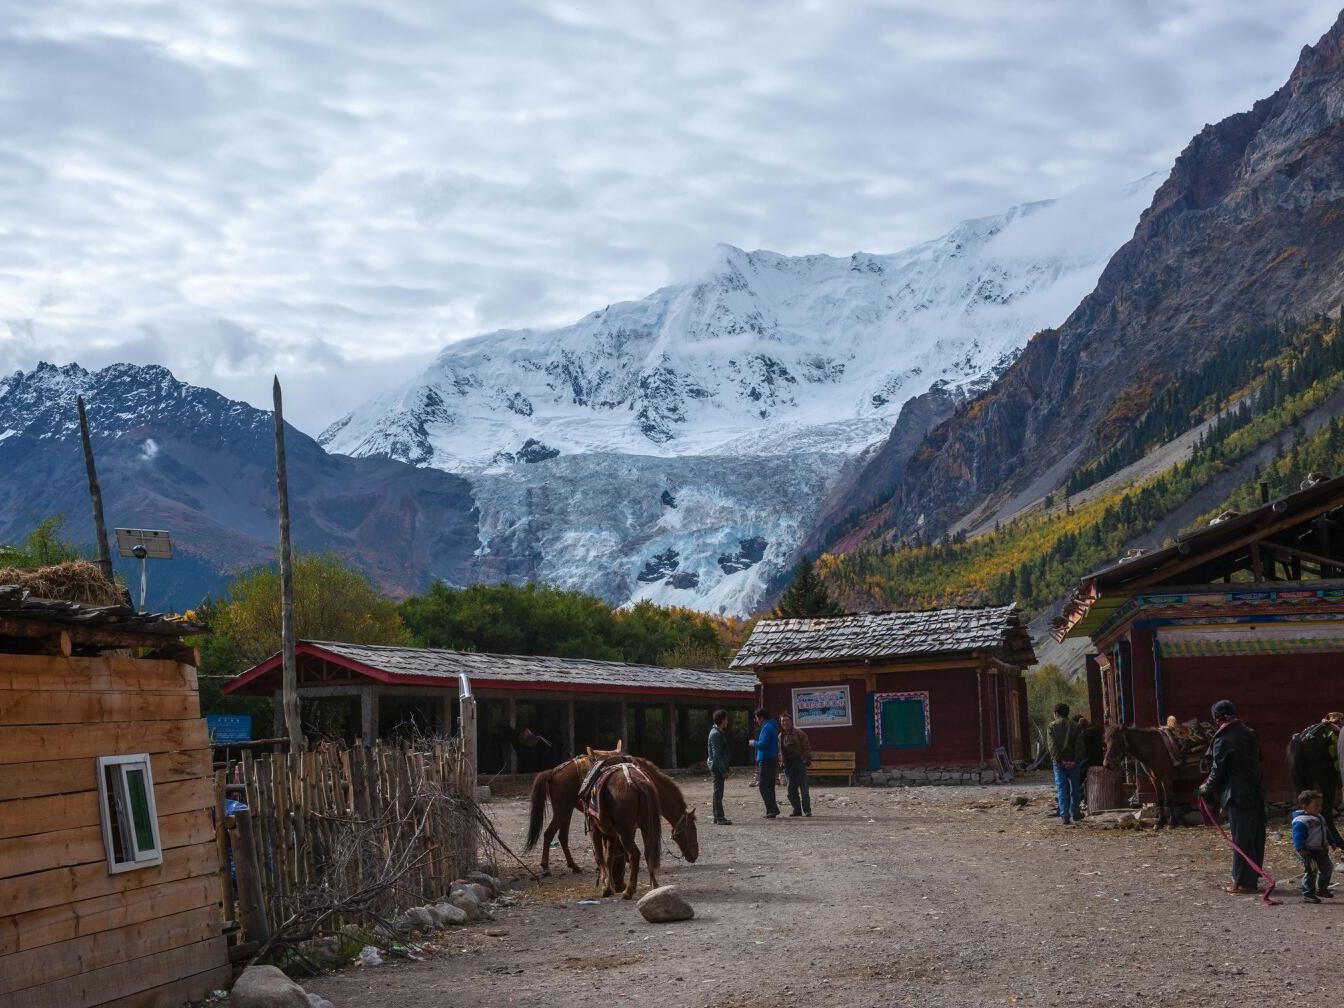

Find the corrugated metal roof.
xmin=730 ymin=604 xmax=1029 ymax=668
xmin=306 ymin=640 xmax=757 ymax=695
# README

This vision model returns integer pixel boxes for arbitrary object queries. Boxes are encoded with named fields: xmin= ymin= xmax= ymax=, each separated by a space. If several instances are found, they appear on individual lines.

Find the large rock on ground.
xmin=230 ymin=965 xmax=311 ymax=1008
xmin=637 ymin=885 xmax=695 ymax=923
xmin=449 ymin=889 xmax=481 ymax=921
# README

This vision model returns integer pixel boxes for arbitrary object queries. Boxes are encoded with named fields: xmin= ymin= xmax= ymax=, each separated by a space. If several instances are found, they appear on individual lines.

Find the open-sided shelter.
xmin=731 ymin=605 xmax=1036 ymax=784
xmin=223 ymin=640 xmax=759 ymax=773
xmin=0 ymin=584 xmax=229 ymax=1008
xmin=1054 ymin=474 xmax=1344 ymax=800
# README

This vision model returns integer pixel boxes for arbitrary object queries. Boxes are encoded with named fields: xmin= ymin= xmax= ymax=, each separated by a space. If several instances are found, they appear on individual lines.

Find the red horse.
xmin=585 ymin=762 xmax=662 ymax=899
xmin=525 ymin=753 xmax=698 ymax=874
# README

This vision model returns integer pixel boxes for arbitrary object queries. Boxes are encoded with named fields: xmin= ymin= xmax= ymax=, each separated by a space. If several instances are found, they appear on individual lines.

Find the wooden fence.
xmin=216 ymin=739 xmax=479 ymax=948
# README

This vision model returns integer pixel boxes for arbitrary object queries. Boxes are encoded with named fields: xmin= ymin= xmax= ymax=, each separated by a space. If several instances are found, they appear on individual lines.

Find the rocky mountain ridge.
xmin=865 ymin=11 xmax=1344 ymax=543
xmin=0 ymin=362 xmax=479 ymax=609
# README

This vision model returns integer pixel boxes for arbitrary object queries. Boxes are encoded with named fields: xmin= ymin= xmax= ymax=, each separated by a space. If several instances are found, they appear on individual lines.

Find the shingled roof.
xmin=730 ymin=604 xmax=1034 ymax=669
xmin=224 ymin=640 xmax=758 ymax=698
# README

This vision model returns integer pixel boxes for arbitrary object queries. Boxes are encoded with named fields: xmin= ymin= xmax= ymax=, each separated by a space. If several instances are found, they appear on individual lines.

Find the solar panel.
xmin=114 ymin=528 xmax=173 ymax=560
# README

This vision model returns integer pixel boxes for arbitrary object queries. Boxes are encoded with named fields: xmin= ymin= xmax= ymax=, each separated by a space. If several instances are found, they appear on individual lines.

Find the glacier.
xmin=322 ymin=176 xmax=1160 ymax=614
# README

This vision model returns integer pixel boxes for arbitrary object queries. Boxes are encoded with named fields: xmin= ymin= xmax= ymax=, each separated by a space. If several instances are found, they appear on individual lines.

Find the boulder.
xmin=434 ymin=901 xmax=468 ymax=925
xmin=307 ymin=996 xmax=336 ymax=1008
xmin=465 ymin=883 xmax=492 ymax=904
xmin=230 ymin=965 xmax=310 ymax=1008
xmin=467 ymin=872 xmax=500 ymax=896
xmin=403 ymin=906 xmax=436 ymax=932
xmin=449 ymin=890 xmax=481 ymax=921
xmin=637 ymin=885 xmax=695 ymax=923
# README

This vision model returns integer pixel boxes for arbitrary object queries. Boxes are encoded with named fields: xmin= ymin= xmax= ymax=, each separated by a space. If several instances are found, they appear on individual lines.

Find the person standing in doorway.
xmin=779 ymin=711 xmax=813 ymax=817
xmin=707 ymin=709 xmax=732 ymax=825
xmin=1196 ymin=699 xmax=1267 ymax=895
xmin=1047 ymin=703 xmax=1084 ymax=824
xmin=749 ymin=707 xmax=781 ymax=818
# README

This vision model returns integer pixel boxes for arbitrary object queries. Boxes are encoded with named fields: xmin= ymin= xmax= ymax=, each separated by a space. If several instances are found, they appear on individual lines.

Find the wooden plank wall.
xmin=0 ymin=653 xmax=230 ymax=1008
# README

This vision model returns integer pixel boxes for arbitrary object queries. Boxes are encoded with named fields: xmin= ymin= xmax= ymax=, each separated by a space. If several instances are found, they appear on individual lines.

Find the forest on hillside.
xmin=818 ymin=315 xmax=1344 ymax=616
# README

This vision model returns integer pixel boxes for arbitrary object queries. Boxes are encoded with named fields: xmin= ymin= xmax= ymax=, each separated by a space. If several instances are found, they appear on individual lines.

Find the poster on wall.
xmin=792 ymin=685 xmax=851 ymax=728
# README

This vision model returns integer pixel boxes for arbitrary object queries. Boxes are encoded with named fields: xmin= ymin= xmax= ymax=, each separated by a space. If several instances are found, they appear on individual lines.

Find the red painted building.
xmin=730 ymin=606 xmax=1035 ymax=780
xmin=1055 ymin=475 xmax=1344 ymax=800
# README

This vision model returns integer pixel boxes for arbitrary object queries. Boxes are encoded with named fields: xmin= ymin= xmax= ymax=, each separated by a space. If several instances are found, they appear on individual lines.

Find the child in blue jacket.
xmin=1292 ymin=789 xmax=1334 ymax=903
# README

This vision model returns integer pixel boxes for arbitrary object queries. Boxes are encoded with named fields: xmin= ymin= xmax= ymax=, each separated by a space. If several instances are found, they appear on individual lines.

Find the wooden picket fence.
xmin=216 ymin=739 xmax=479 ymax=948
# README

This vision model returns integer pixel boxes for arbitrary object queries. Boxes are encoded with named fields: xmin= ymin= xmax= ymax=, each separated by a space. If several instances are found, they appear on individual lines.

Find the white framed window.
xmin=96 ymin=754 xmax=163 ymax=873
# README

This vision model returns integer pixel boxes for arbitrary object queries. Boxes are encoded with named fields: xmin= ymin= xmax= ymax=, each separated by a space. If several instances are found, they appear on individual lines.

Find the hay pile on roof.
xmin=0 ymin=560 xmax=124 ymax=606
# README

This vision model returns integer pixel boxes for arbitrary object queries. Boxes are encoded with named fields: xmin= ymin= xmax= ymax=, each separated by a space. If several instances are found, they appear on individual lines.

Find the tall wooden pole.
xmin=77 ymin=396 xmax=114 ymax=584
xmin=273 ymin=377 xmax=302 ymax=752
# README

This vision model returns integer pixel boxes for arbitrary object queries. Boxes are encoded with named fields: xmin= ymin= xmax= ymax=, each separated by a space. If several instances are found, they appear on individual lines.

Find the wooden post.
xmin=360 ymin=686 xmax=379 ymax=743
xmin=564 ymin=699 xmax=576 ymax=759
xmin=505 ymin=696 xmax=518 ymax=773
xmin=273 ymin=690 xmax=284 ymax=738
xmin=664 ymin=704 xmax=678 ymax=768
xmin=273 ymin=377 xmax=302 ymax=752
xmin=618 ymin=701 xmax=628 ymax=750
xmin=458 ymin=674 xmax=477 ymax=792
xmin=77 ymin=396 xmax=114 ymax=584
xmin=230 ymin=809 xmax=271 ymax=943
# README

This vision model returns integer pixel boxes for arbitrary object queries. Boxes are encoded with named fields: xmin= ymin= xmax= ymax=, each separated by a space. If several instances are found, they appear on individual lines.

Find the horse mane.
xmin=631 ymin=756 xmax=686 ymax=817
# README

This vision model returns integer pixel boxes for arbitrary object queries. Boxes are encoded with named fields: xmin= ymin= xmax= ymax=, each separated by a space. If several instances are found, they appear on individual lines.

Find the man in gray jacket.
xmin=708 ymin=709 xmax=732 ymax=825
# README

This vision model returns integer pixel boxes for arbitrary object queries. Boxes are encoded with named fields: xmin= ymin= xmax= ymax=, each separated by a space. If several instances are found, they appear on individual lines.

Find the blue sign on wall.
xmin=207 ymin=713 xmax=253 ymax=744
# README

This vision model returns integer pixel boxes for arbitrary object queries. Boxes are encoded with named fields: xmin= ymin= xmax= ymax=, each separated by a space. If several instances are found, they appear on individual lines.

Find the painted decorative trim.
xmin=874 ymin=690 xmax=931 ymax=748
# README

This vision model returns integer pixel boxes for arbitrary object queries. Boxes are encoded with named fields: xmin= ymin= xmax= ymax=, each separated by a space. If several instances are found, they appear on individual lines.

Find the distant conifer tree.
xmin=773 ymin=556 xmax=842 ymax=618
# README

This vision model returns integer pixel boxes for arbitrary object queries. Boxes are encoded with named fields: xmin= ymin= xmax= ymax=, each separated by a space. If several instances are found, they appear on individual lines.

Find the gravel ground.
xmin=307 ymin=772 xmax=1338 ymax=1008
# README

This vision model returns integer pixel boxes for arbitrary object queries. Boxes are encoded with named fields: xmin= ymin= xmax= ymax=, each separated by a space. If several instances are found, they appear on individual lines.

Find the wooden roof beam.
xmin=1128 ymin=498 xmax=1344 ymax=589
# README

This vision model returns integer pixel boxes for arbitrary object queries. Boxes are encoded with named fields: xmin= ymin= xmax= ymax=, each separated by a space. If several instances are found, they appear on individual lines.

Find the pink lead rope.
xmin=1197 ymin=796 xmax=1281 ymax=906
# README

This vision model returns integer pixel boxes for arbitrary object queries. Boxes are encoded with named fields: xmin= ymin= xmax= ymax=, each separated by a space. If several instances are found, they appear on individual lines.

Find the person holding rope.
xmin=1195 ymin=699 xmax=1267 ymax=896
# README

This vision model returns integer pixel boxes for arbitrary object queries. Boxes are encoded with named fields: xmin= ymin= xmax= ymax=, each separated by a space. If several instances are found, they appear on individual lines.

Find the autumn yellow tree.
xmin=211 ymin=552 xmax=411 ymax=665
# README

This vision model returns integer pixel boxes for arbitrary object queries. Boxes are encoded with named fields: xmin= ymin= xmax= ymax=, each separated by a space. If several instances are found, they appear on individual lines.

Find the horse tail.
xmin=639 ymin=780 xmax=661 ymax=877
xmin=1287 ymin=733 xmax=1310 ymax=794
xmin=525 ymin=768 xmax=553 ymax=852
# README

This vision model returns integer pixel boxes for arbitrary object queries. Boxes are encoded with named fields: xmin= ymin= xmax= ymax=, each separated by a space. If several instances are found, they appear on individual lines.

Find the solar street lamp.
xmin=114 ymin=529 xmax=173 ymax=613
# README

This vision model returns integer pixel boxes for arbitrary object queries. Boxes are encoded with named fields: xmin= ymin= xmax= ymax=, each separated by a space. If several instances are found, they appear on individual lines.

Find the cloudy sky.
xmin=1 ymin=1 xmax=1339 ymax=432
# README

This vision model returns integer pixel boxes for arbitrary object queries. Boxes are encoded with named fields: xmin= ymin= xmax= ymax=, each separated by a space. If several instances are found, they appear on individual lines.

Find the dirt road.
xmin=307 ymin=774 xmax=1336 ymax=1007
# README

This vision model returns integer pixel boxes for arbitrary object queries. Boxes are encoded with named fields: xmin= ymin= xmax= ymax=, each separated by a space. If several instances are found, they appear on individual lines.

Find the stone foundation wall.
xmin=860 ymin=766 xmax=998 ymax=787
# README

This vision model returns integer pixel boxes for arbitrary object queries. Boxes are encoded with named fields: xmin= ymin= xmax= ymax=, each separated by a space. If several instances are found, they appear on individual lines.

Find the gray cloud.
xmin=0 ymin=0 xmax=1339 ymax=431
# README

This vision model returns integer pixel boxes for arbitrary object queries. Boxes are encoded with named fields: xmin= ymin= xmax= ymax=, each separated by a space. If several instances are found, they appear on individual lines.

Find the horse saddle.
xmin=1159 ymin=720 xmax=1213 ymax=770
xmin=578 ymin=755 xmax=636 ymax=810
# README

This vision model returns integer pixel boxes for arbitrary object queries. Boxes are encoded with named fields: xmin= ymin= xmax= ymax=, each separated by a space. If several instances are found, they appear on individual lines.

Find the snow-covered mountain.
xmin=317 ymin=177 xmax=1160 ymax=614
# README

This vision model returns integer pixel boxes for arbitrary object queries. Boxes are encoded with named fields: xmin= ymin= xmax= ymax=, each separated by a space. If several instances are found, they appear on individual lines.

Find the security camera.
xmin=132 ymin=544 xmax=148 ymax=559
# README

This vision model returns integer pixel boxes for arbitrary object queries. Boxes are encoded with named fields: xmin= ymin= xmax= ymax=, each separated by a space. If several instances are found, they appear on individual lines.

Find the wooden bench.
xmin=808 ymin=751 xmax=856 ymax=786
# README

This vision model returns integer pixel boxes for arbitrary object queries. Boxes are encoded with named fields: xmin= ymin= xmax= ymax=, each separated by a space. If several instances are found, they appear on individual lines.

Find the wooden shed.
xmin=0 ymin=586 xmax=229 ymax=1008
xmin=222 ymin=640 xmax=759 ymax=773
xmin=1054 ymin=474 xmax=1344 ymax=801
xmin=731 ymin=605 xmax=1036 ymax=783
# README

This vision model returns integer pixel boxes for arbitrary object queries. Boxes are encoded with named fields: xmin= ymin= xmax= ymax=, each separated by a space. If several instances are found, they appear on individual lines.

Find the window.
xmin=875 ymin=692 xmax=930 ymax=748
xmin=96 ymin=754 xmax=163 ymax=873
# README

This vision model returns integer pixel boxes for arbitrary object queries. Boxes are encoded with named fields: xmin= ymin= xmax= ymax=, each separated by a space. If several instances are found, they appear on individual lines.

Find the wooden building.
xmin=731 ymin=605 xmax=1036 ymax=781
xmin=0 ymin=587 xmax=229 ymax=1007
xmin=224 ymin=641 xmax=759 ymax=773
xmin=1054 ymin=474 xmax=1344 ymax=800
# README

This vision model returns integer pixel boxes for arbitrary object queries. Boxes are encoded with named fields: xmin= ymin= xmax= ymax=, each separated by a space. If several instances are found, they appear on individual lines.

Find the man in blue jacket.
xmin=749 ymin=707 xmax=781 ymax=818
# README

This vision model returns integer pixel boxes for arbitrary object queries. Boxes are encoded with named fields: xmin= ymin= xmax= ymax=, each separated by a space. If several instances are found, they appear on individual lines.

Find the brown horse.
xmin=525 ymin=754 xmax=699 ymax=874
xmin=1103 ymin=724 xmax=1204 ymax=828
xmin=585 ymin=763 xmax=662 ymax=899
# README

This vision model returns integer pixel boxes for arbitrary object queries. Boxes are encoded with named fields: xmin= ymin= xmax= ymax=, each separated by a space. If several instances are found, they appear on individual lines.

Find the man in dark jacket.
xmin=1196 ymin=699 xmax=1266 ymax=894
xmin=707 ymin=709 xmax=732 ymax=825
xmin=1047 ymin=703 xmax=1085 ymax=824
